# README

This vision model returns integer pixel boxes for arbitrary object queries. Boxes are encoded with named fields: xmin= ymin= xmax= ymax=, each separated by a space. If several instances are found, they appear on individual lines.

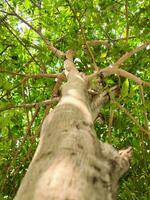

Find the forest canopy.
xmin=0 ymin=0 xmax=150 ymax=199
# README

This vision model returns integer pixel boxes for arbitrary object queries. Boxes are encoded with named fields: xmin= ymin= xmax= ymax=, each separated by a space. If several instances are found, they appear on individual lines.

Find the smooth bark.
xmin=14 ymin=52 xmax=131 ymax=200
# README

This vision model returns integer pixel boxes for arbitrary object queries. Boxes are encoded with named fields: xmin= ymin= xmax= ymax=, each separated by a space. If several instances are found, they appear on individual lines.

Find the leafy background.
xmin=0 ymin=0 xmax=150 ymax=199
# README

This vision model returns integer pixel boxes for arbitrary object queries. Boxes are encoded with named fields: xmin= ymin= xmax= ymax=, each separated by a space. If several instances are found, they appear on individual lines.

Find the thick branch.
xmin=91 ymin=85 xmax=120 ymax=120
xmin=111 ymin=41 xmax=150 ymax=68
xmin=87 ymin=42 xmax=150 ymax=88
xmin=86 ymin=40 xmax=111 ymax=48
xmin=116 ymin=69 xmax=150 ymax=87
xmin=64 ymin=49 xmax=79 ymax=78
xmin=100 ymin=67 xmax=150 ymax=87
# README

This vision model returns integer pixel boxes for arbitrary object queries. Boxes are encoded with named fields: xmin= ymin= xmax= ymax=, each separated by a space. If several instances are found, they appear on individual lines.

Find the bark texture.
xmin=14 ymin=50 xmax=131 ymax=200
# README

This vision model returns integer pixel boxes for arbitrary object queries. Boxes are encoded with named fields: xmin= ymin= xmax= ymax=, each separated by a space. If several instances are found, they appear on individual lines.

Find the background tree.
xmin=0 ymin=0 xmax=149 ymax=199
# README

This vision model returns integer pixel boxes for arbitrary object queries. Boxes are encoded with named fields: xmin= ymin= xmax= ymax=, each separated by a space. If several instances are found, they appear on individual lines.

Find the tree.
xmin=0 ymin=0 xmax=150 ymax=200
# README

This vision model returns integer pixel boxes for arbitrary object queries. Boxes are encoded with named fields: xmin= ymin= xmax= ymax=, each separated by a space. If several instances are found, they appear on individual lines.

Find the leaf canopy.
xmin=0 ymin=0 xmax=150 ymax=199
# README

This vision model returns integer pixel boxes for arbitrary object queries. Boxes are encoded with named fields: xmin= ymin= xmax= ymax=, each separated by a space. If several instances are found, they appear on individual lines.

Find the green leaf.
xmin=24 ymin=0 xmax=31 ymax=9
xmin=128 ymin=85 xmax=139 ymax=98
xmin=120 ymin=79 xmax=129 ymax=98
xmin=100 ymin=52 xmax=107 ymax=58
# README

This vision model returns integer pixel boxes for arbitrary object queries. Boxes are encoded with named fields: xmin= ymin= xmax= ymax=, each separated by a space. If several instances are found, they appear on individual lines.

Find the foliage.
xmin=0 ymin=0 xmax=150 ymax=199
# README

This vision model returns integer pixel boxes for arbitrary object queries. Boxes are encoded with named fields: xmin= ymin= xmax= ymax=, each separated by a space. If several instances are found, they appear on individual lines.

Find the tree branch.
xmin=125 ymin=0 xmax=129 ymax=43
xmin=107 ymin=109 xmax=115 ymax=143
xmin=85 ymin=40 xmax=111 ymax=48
xmin=4 ymin=0 xmax=65 ymax=58
xmin=1 ymin=18 xmax=39 ymax=66
xmin=1 ymin=106 xmax=40 ymax=192
xmin=64 ymin=49 xmax=79 ymax=78
xmin=52 ymin=73 xmax=66 ymax=97
xmin=0 ymin=98 xmax=59 ymax=112
xmin=0 ymin=45 xmax=12 ymax=55
xmin=113 ymin=100 xmax=150 ymax=138
xmin=0 ymin=69 xmax=60 ymax=79
xmin=87 ymin=42 xmax=150 ymax=88
xmin=100 ymin=67 xmax=150 ymax=87
xmin=139 ymin=86 xmax=149 ymax=130
xmin=111 ymin=41 xmax=150 ymax=68
xmin=91 ymin=85 xmax=120 ymax=120
xmin=25 ymin=106 xmax=40 ymax=136
xmin=65 ymin=0 xmax=98 ymax=71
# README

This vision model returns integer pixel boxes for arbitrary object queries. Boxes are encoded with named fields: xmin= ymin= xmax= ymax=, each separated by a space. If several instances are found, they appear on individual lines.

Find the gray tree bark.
xmin=14 ymin=50 xmax=131 ymax=200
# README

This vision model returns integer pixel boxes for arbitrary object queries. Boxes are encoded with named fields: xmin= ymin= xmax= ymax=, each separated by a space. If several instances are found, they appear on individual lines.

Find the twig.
xmin=113 ymin=100 xmax=150 ymax=138
xmin=125 ymin=0 xmax=129 ymax=43
xmin=0 ymin=69 xmax=60 ymax=79
xmin=0 ymin=10 xmax=15 ymax=16
xmin=0 ymin=97 xmax=59 ymax=112
xmin=52 ymin=73 xmax=66 ymax=97
xmin=107 ymin=109 xmax=114 ymax=143
xmin=30 ymin=0 xmax=41 ymax=9
xmin=0 ymin=106 xmax=40 ymax=192
xmin=21 ymin=78 xmax=30 ymax=125
xmin=0 ymin=84 xmax=20 ymax=99
xmin=110 ymin=36 xmax=135 ymax=42
xmin=0 ymin=45 xmax=11 ymax=55
xmin=139 ymin=85 xmax=149 ymax=130
xmin=65 ymin=0 xmax=98 ymax=71
xmin=1 ymin=19 xmax=39 ymax=66
xmin=4 ymin=0 xmax=65 ymax=58
xmin=25 ymin=106 xmax=40 ymax=135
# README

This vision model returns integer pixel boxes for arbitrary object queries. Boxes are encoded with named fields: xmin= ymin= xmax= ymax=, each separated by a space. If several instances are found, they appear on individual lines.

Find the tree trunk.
xmin=14 ymin=50 xmax=131 ymax=200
